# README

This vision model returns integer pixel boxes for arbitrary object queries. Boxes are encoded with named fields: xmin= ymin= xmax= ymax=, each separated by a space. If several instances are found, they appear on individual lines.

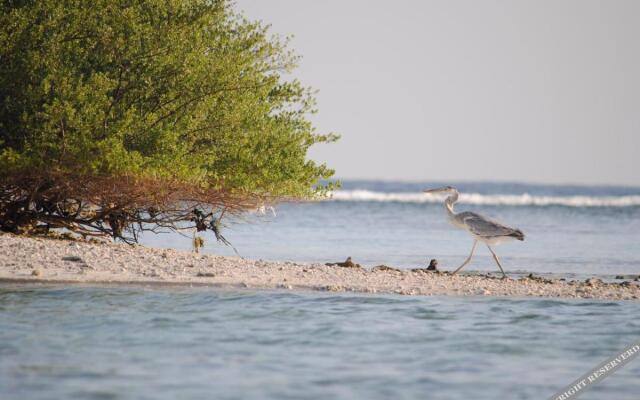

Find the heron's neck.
xmin=445 ymin=191 xmax=458 ymax=218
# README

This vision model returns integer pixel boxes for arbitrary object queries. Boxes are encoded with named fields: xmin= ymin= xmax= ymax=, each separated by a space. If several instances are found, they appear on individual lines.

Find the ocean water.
xmin=143 ymin=180 xmax=640 ymax=279
xmin=1 ymin=286 xmax=640 ymax=400
xmin=2 ymin=181 xmax=640 ymax=400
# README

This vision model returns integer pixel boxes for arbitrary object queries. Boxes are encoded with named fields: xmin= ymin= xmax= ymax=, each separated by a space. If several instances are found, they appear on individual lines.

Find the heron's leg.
xmin=452 ymin=240 xmax=477 ymax=275
xmin=486 ymin=245 xmax=507 ymax=278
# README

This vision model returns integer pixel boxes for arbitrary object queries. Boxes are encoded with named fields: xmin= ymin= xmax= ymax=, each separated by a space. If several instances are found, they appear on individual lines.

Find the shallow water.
xmin=1 ymin=285 xmax=639 ymax=400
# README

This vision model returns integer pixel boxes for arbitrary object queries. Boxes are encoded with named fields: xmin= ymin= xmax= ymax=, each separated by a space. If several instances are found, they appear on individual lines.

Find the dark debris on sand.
xmin=325 ymin=257 xmax=363 ymax=269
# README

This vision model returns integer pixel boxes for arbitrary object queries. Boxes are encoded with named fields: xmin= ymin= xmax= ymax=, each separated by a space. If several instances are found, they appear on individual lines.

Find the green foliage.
xmin=0 ymin=0 xmax=338 ymax=199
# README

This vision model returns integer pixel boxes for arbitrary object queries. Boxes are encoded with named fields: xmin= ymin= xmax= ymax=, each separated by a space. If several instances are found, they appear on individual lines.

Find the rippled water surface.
xmin=1 ymin=285 xmax=639 ymax=400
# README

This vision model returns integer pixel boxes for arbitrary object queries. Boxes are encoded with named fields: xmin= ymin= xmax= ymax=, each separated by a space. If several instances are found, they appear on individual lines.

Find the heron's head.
xmin=423 ymin=186 xmax=456 ymax=194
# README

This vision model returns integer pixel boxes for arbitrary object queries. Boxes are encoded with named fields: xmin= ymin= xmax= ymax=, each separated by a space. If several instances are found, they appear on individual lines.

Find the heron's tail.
xmin=510 ymin=229 xmax=525 ymax=241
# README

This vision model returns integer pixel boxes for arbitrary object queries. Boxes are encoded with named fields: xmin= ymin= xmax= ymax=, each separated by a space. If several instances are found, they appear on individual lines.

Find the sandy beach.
xmin=0 ymin=233 xmax=638 ymax=301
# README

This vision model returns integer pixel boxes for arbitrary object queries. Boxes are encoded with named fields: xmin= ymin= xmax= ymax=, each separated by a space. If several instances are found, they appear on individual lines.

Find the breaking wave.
xmin=326 ymin=190 xmax=640 ymax=207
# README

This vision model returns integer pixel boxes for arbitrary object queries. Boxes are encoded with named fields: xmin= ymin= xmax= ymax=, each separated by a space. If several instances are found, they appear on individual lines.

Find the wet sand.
xmin=0 ymin=233 xmax=638 ymax=300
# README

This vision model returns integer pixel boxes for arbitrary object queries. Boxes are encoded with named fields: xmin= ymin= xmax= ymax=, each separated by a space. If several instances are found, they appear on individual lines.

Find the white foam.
xmin=325 ymin=190 xmax=640 ymax=207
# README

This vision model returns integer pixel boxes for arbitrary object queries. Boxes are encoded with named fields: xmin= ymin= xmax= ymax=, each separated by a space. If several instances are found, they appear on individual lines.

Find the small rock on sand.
xmin=411 ymin=259 xmax=440 ymax=273
xmin=525 ymin=273 xmax=554 ymax=284
xmin=372 ymin=265 xmax=401 ymax=272
xmin=325 ymin=257 xmax=362 ymax=269
xmin=412 ymin=268 xmax=439 ymax=274
xmin=585 ymin=278 xmax=603 ymax=287
xmin=196 ymin=272 xmax=215 ymax=277
xmin=31 ymin=269 xmax=41 ymax=276
xmin=62 ymin=256 xmax=83 ymax=262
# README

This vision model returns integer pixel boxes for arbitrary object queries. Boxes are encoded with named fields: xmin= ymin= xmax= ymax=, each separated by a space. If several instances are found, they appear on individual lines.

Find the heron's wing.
xmin=459 ymin=212 xmax=520 ymax=238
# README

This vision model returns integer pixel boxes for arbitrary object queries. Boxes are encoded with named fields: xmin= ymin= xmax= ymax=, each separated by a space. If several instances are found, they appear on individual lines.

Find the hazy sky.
xmin=237 ymin=0 xmax=640 ymax=186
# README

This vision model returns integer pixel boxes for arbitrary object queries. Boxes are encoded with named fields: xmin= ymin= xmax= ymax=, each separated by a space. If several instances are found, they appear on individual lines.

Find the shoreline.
xmin=1 ymin=233 xmax=638 ymax=301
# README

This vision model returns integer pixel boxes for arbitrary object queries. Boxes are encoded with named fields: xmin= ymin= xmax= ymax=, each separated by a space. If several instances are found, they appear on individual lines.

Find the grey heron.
xmin=424 ymin=186 xmax=524 ymax=277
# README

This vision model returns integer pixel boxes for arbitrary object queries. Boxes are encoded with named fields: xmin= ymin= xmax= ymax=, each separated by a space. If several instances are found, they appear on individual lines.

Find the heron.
xmin=424 ymin=186 xmax=524 ymax=277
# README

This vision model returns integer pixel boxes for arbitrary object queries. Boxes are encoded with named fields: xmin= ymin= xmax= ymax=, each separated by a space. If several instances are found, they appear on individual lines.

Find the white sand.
xmin=0 ymin=233 xmax=638 ymax=300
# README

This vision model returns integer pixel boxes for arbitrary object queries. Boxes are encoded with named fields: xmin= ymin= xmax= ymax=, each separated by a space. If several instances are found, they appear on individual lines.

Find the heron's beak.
xmin=423 ymin=187 xmax=446 ymax=194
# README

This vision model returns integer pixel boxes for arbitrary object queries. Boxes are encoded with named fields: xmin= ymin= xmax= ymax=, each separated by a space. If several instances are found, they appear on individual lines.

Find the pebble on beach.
xmin=371 ymin=265 xmax=401 ymax=272
xmin=62 ymin=256 xmax=84 ymax=262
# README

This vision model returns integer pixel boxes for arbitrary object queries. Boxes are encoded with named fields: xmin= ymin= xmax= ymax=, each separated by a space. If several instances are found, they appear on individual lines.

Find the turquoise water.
xmin=1 ymin=285 xmax=639 ymax=400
